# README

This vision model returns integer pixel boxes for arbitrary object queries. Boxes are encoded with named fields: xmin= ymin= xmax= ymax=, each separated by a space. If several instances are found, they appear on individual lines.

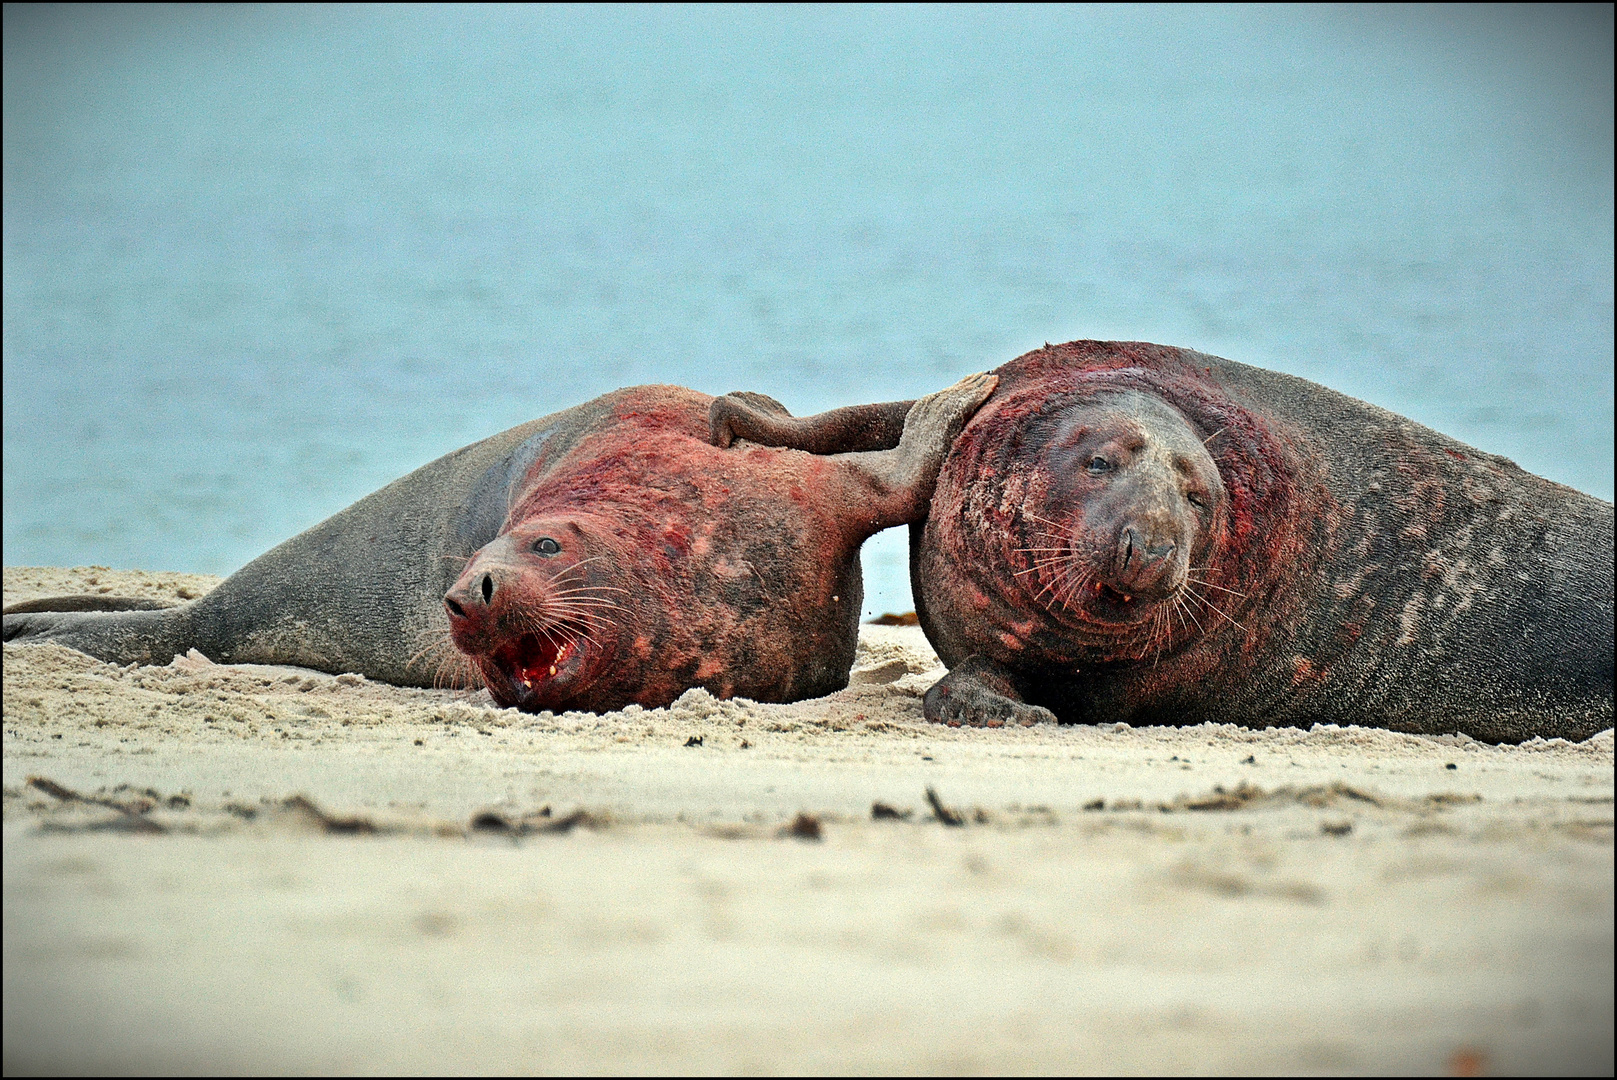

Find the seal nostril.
xmin=445 ymin=597 xmax=466 ymax=618
xmin=481 ymin=574 xmax=493 ymax=604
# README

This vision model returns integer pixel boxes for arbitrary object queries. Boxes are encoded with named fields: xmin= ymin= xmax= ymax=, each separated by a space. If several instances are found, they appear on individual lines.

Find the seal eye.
xmin=534 ymin=537 xmax=561 ymax=556
xmin=1187 ymin=492 xmax=1207 ymax=510
xmin=1086 ymin=456 xmax=1112 ymax=475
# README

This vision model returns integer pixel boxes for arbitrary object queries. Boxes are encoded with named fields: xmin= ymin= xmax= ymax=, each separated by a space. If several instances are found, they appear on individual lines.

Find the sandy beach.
xmin=3 ymin=565 xmax=1612 ymax=1074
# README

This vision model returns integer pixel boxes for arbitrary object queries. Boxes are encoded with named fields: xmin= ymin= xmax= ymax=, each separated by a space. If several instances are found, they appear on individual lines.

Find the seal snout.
xmin=442 ymin=576 xmax=491 ymax=620
xmin=443 ymin=555 xmax=544 ymax=678
xmin=1111 ymin=520 xmax=1183 ymax=597
xmin=1120 ymin=526 xmax=1176 ymax=569
xmin=444 ymin=568 xmax=509 ymax=633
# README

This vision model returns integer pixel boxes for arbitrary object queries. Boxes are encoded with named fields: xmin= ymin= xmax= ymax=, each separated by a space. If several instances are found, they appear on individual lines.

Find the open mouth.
xmin=1088 ymin=580 xmax=1165 ymax=622
xmin=491 ymin=634 xmax=576 ymax=694
xmin=1093 ymin=582 xmax=1135 ymax=606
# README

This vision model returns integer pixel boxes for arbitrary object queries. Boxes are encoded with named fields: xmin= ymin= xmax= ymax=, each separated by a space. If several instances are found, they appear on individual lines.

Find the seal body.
xmin=714 ymin=342 xmax=1614 ymax=742
xmin=916 ymin=341 xmax=1613 ymax=743
xmin=5 ymin=379 xmax=995 ymax=713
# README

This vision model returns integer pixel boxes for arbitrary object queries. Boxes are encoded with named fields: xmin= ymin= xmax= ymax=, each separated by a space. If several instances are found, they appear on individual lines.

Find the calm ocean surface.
xmin=5 ymin=6 xmax=1612 ymax=617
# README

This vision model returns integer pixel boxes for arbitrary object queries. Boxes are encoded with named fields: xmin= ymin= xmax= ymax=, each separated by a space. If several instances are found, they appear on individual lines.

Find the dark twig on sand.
xmin=925 ymin=786 xmax=965 ymax=827
xmin=26 ymin=775 xmax=167 ymax=833
xmin=468 ymin=808 xmax=599 ymax=836
xmin=283 ymin=794 xmax=378 ymax=834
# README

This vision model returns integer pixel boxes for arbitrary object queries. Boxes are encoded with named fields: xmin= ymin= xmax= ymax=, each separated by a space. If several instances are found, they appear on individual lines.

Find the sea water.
xmin=4 ymin=5 xmax=1611 ymax=618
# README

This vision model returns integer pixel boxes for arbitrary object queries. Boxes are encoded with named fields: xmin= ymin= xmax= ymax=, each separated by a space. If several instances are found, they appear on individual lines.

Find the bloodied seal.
xmin=4 ymin=377 xmax=996 ymax=712
xmin=710 ymin=341 xmax=1614 ymax=743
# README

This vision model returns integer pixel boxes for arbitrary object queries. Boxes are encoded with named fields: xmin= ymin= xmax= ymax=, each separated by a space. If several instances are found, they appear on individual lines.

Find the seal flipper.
xmin=3 ymin=595 xmax=180 ymax=615
xmin=710 ymin=395 xmax=915 ymax=453
xmin=719 ymin=391 xmax=792 ymax=418
xmin=828 ymin=373 xmax=998 ymax=534
xmin=2 ymin=606 xmax=196 ymax=666
xmin=923 ymin=654 xmax=1057 ymax=727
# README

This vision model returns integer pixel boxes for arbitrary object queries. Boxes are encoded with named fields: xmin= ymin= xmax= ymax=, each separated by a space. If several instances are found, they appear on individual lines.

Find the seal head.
xmin=444 ymin=517 xmax=626 ymax=712
xmin=1022 ymin=390 xmax=1227 ymax=654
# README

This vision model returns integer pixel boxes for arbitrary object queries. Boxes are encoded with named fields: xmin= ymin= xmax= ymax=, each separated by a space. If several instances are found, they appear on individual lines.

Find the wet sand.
xmin=4 ymin=565 xmax=1612 ymax=1074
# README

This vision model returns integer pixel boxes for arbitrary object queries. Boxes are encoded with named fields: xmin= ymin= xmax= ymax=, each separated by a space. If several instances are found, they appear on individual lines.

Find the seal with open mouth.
xmin=5 ymin=377 xmax=996 ymax=713
xmin=436 ymin=375 xmax=995 ymax=711
xmin=709 ymin=341 xmax=1613 ymax=743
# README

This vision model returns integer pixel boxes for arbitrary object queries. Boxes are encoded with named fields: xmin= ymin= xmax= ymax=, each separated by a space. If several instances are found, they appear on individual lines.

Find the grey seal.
xmin=6 ymin=377 xmax=996 ymax=712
